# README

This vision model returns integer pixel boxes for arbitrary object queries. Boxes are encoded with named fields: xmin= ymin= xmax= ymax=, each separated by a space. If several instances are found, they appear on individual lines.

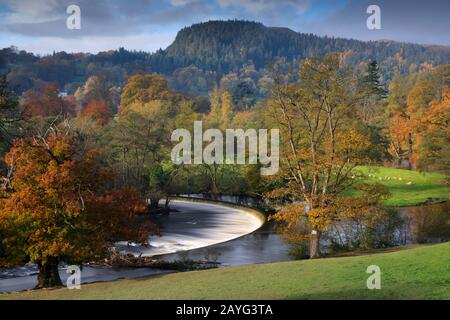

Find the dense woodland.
xmin=0 ymin=20 xmax=449 ymax=287
xmin=1 ymin=21 xmax=449 ymax=97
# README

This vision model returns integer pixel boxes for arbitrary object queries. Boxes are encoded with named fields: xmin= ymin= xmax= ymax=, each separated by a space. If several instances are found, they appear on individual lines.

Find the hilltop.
xmin=1 ymin=20 xmax=450 ymax=95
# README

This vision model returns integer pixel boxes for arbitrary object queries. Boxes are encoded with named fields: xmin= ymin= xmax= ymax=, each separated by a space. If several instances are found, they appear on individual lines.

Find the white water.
xmin=115 ymin=200 xmax=264 ymax=257
xmin=0 ymin=200 xmax=264 ymax=292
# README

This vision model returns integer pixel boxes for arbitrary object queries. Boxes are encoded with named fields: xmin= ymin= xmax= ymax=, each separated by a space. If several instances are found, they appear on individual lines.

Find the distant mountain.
xmin=1 ymin=20 xmax=450 ymax=95
xmin=163 ymin=20 xmax=450 ymax=77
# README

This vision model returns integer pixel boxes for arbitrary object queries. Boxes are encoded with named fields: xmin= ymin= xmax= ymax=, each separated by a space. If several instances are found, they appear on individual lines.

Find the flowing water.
xmin=0 ymin=197 xmax=448 ymax=293
xmin=115 ymin=200 xmax=263 ymax=257
xmin=162 ymin=195 xmax=449 ymax=264
xmin=0 ymin=199 xmax=264 ymax=292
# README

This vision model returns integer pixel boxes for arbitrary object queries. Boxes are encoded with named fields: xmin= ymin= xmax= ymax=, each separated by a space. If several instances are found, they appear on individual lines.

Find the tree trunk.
xmin=150 ymin=198 xmax=160 ymax=210
xmin=36 ymin=257 xmax=62 ymax=289
xmin=408 ymin=133 xmax=414 ymax=170
xmin=164 ymin=196 xmax=170 ymax=209
xmin=211 ymin=183 xmax=219 ymax=195
xmin=309 ymin=230 xmax=321 ymax=259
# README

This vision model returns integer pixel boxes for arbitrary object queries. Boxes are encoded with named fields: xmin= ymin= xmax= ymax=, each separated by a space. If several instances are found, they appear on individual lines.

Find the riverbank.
xmin=2 ymin=243 xmax=448 ymax=300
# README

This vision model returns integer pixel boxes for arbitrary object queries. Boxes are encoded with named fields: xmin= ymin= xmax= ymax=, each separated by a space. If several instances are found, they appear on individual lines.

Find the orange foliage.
xmin=0 ymin=130 xmax=158 ymax=267
xmin=388 ymin=111 xmax=411 ymax=160
xmin=388 ymin=89 xmax=449 ymax=167
xmin=22 ymin=84 xmax=75 ymax=118
xmin=78 ymin=99 xmax=112 ymax=126
xmin=411 ymin=91 xmax=450 ymax=165
xmin=387 ymin=64 xmax=449 ymax=168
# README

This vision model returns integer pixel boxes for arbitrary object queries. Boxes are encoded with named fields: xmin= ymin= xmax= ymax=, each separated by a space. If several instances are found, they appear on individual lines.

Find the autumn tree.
xmin=413 ymin=91 xmax=450 ymax=173
xmin=22 ymin=83 xmax=75 ymax=119
xmin=0 ymin=124 xmax=158 ymax=288
xmin=77 ymin=75 xmax=110 ymax=104
xmin=387 ymin=64 xmax=449 ymax=169
xmin=120 ymin=74 xmax=185 ymax=112
xmin=266 ymin=54 xmax=389 ymax=258
xmin=74 ymin=75 xmax=120 ymax=113
xmin=78 ymin=99 xmax=112 ymax=126
xmin=388 ymin=111 xmax=411 ymax=166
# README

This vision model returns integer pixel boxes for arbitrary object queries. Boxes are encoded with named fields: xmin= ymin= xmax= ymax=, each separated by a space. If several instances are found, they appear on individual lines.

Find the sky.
xmin=0 ymin=0 xmax=449 ymax=55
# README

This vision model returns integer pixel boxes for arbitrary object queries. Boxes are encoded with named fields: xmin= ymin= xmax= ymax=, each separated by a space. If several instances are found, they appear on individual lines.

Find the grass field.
xmin=2 ymin=243 xmax=449 ymax=300
xmin=352 ymin=166 xmax=448 ymax=206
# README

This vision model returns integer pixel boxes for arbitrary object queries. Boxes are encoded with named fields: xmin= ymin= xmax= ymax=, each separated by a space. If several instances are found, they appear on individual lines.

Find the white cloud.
xmin=218 ymin=0 xmax=311 ymax=14
xmin=3 ymin=0 xmax=64 ymax=24
xmin=16 ymin=33 xmax=175 ymax=55
xmin=167 ymin=0 xmax=196 ymax=6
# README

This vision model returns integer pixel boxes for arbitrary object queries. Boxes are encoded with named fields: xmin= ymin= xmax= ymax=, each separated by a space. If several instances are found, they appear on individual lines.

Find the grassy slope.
xmin=2 ymin=243 xmax=449 ymax=300
xmin=352 ymin=166 xmax=448 ymax=206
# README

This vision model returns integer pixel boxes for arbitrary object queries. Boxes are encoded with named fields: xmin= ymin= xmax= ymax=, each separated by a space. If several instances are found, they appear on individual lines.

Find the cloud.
xmin=17 ymin=33 xmax=175 ymax=55
xmin=167 ymin=0 xmax=196 ymax=6
xmin=0 ymin=0 xmax=162 ymax=38
xmin=218 ymin=0 xmax=311 ymax=14
xmin=312 ymin=0 xmax=450 ymax=45
xmin=150 ymin=1 xmax=214 ymax=25
xmin=2 ymin=0 xmax=64 ymax=24
xmin=0 ymin=0 xmax=325 ymax=40
xmin=0 ymin=0 xmax=448 ymax=54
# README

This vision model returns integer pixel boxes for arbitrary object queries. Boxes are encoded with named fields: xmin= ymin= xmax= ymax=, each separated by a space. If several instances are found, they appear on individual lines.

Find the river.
xmin=0 ymin=198 xmax=448 ymax=293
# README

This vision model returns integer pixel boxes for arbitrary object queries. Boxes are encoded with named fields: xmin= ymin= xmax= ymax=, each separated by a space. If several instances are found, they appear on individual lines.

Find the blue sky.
xmin=0 ymin=0 xmax=449 ymax=55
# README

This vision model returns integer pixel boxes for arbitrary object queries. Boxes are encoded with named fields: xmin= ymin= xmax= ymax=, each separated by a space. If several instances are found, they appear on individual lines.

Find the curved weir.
xmin=1 ymin=201 xmax=447 ymax=293
xmin=115 ymin=200 xmax=265 ymax=257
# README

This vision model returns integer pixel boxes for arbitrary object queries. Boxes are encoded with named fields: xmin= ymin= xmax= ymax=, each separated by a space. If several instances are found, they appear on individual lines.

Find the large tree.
xmin=0 ymin=124 xmax=158 ymax=288
xmin=266 ymin=54 xmax=388 ymax=258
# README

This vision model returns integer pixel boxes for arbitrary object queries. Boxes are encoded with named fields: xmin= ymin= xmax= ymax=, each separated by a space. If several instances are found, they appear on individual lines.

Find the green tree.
xmin=358 ymin=60 xmax=387 ymax=125
xmin=148 ymin=161 xmax=181 ymax=209
xmin=105 ymin=100 xmax=175 ymax=205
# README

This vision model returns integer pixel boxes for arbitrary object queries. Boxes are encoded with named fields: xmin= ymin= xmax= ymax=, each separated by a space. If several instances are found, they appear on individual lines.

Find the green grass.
xmin=351 ymin=166 xmax=448 ymax=206
xmin=2 ymin=243 xmax=449 ymax=300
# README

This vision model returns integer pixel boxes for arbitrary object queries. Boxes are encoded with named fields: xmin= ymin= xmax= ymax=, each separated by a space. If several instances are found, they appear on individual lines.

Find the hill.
xmin=164 ymin=20 xmax=450 ymax=77
xmin=1 ymin=20 xmax=450 ymax=95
